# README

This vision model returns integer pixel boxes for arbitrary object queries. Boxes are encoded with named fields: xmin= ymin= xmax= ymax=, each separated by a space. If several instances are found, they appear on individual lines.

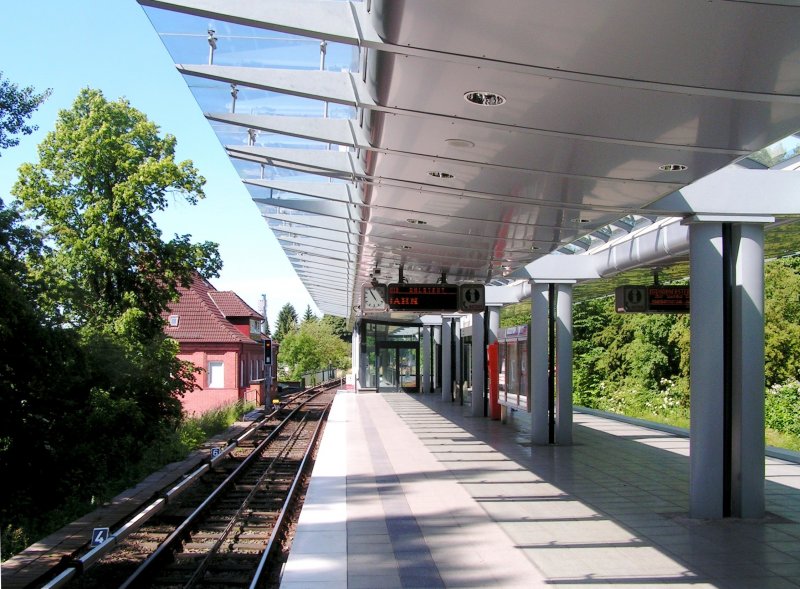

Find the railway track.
xmin=43 ymin=384 xmax=337 ymax=589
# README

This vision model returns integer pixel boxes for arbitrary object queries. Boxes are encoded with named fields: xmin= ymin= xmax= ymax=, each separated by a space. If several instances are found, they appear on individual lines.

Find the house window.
xmin=168 ymin=314 xmax=180 ymax=327
xmin=208 ymin=361 xmax=224 ymax=388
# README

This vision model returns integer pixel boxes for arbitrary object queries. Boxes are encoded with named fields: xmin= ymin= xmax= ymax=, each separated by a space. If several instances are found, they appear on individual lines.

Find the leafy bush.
xmin=765 ymin=380 xmax=800 ymax=437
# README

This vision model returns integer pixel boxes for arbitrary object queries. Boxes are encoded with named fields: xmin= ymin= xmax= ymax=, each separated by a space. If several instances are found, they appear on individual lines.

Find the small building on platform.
xmin=163 ymin=275 xmax=268 ymax=415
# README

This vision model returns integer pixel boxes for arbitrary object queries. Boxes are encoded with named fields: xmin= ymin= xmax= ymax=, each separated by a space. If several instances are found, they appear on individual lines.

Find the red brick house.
xmin=164 ymin=275 xmax=268 ymax=415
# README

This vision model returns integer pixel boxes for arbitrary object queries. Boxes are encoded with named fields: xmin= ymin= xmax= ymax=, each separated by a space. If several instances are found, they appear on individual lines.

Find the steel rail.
xmin=41 ymin=382 xmax=338 ymax=589
xmin=117 ymin=388 xmax=331 ymax=589
xmin=250 ymin=399 xmax=331 ymax=588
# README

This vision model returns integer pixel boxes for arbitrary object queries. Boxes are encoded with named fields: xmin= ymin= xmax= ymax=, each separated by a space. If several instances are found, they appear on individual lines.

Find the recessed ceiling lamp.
xmin=464 ymin=91 xmax=506 ymax=106
xmin=571 ymin=217 xmax=591 ymax=223
xmin=407 ymin=218 xmax=427 ymax=225
xmin=401 ymin=245 xmax=412 ymax=250
xmin=530 ymin=245 xmax=541 ymax=251
xmin=428 ymin=171 xmax=454 ymax=179
xmin=445 ymin=138 xmax=475 ymax=149
xmin=659 ymin=163 xmax=688 ymax=171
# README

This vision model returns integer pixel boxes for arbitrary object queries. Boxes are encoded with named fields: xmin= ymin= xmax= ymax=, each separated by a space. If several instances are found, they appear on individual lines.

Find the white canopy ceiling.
xmin=138 ymin=0 xmax=800 ymax=317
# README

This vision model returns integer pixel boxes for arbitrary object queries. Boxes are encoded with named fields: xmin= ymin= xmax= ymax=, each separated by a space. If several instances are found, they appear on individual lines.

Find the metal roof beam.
xmin=648 ymin=168 xmax=800 ymax=216
xmin=143 ymin=1 xmax=800 ymax=105
xmin=179 ymin=64 xmax=756 ymax=154
xmin=246 ymin=179 xmax=361 ymax=204
xmin=209 ymin=113 xmax=370 ymax=150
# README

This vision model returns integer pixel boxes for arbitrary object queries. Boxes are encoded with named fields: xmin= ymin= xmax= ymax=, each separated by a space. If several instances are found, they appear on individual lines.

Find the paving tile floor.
xmin=281 ymin=392 xmax=800 ymax=588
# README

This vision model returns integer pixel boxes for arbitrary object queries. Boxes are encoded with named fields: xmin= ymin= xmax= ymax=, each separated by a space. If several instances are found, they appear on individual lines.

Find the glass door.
xmin=376 ymin=343 xmax=419 ymax=392
xmin=377 ymin=347 xmax=399 ymax=392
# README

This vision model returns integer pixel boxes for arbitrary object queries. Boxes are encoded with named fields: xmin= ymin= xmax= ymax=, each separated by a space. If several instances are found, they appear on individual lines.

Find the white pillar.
xmin=689 ymin=221 xmax=726 ymax=519
xmin=731 ymin=223 xmax=766 ymax=518
xmin=556 ymin=284 xmax=574 ymax=445
xmin=442 ymin=316 xmax=452 ymax=402
xmin=488 ymin=306 xmax=501 ymax=344
xmin=352 ymin=324 xmax=360 ymax=392
xmin=454 ymin=318 xmax=462 ymax=402
xmin=688 ymin=217 xmax=769 ymax=518
xmin=530 ymin=283 xmax=550 ymax=444
xmin=471 ymin=312 xmax=485 ymax=417
xmin=422 ymin=325 xmax=432 ymax=393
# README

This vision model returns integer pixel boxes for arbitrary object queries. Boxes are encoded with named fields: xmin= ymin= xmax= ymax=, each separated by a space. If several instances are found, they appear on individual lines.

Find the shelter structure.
xmin=139 ymin=0 xmax=800 ymax=519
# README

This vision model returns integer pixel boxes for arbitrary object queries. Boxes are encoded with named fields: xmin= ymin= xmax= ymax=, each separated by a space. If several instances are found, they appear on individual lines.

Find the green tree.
xmin=764 ymin=256 xmax=800 ymax=386
xmin=302 ymin=304 xmax=316 ymax=323
xmin=275 ymin=302 xmax=298 ymax=342
xmin=322 ymin=314 xmax=350 ymax=341
xmin=500 ymin=301 xmax=531 ymax=328
xmin=2 ymin=88 xmax=220 ymax=557
xmin=0 ymin=72 xmax=50 ymax=152
xmin=279 ymin=319 xmax=351 ymax=380
xmin=13 ymin=88 xmax=221 ymax=337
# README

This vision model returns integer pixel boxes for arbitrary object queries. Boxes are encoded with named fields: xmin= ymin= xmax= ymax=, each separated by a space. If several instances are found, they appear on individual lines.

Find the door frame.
xmin=375 ymin=341 xmax=420 ymax=392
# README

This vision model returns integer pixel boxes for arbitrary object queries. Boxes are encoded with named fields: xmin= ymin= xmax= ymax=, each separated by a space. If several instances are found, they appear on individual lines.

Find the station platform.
xmin=281 ymin=391 xmax=800 ymax=589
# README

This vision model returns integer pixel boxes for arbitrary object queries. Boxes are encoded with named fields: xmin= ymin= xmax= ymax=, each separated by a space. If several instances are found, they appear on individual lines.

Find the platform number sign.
xmin=91 ymin=527 xmax=110 ymax=547
xmin=211 ymin=447 xmax=221 ymax=459
xmin=459 ymin=283 xmax=486 ymax=312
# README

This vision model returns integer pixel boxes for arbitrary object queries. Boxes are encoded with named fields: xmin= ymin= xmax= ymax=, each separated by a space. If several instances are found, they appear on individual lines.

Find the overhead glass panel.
xmin=747 ymin=134 xmax=800 ymax=169
xmin=144 ymin=8 xmax=359 ymax=72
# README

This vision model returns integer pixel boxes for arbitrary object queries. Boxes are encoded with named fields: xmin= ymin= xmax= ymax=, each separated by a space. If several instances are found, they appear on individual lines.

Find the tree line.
xmin=272 ymin=302 xmax=352 ymax=381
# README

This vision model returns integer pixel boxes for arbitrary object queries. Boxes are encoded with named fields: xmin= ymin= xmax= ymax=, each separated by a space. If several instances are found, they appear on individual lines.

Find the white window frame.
xmin=208 ymin=361 xmax=224 ymax=389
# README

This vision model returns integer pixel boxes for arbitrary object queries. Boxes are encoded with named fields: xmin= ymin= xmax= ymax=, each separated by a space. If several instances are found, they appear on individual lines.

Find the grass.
xmin=604 ymin=406 xmax=800 ymax=452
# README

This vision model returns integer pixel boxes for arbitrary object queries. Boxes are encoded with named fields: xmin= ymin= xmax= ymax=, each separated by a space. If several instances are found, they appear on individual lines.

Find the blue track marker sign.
xmin=211 ymin=447 xmax=221 ymax=459
xmin=91 ymin=527 xmax=110 ymax=546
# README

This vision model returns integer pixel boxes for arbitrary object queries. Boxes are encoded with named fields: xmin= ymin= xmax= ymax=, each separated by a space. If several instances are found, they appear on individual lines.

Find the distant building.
xmin=163 ymin=274 xmax=270 ymax=415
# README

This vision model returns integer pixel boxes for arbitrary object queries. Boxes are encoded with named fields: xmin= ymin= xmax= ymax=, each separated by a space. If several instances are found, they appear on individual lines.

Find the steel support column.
xmin=689 ymin=218 xmax=769 ymax=518
xmin=531 ymin=283 xmax=550 ymax=444
xmin=454 ymin=318 xmax=462 ymax=403
xmin=731 ymin=223 xmax=766 ymax=518
xmin=556 ymin=284 xmax=574 ymax=445
xmin=471 ymin=312 xmax=485 ymax=417
xmin=441 ymin=316 xmax=452 ymax=402
xmin=422 ymin=325 xmax=432 ymax=393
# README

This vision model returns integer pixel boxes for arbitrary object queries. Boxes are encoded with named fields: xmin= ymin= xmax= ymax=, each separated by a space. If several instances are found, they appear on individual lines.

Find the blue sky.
xmin=0 ymin=0 xmax=320 ymax=328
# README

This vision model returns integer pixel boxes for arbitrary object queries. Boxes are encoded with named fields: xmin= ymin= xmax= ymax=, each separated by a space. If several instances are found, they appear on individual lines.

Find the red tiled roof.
xmin=209 ymin=291 xmax=262 ymax=320
xmin=163 ymin=275 xmax=260 ymax=344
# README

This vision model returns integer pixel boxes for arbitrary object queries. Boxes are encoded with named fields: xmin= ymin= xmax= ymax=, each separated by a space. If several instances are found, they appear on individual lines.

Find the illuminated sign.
xmin=388 ymin=283 xmax=459 ymax=312
xmin=615 ymin=285 xmax=690 ymax=313
xmin=647 ymin=286 xmax=690 ymax=313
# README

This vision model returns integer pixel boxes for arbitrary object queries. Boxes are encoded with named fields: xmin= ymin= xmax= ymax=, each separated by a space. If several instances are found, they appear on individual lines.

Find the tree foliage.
xmin=0 ymin=72 xmax=50 ymax=152
xmin=13 ymin=88 xmax=221 ymax=337
xmin=764 ymin=257 xmax=800 ymax=386
xmin=279 ymin=319 xmax=351 ymax=380
xmin=1 ymin=87 xmax=221 ymax=559
xmin=302 ymin=304 xmax=316 ymax=323
xmin=322 ymin=314 xmax=350 ymax=341
xmin=275 ymin=302 xmax=298 ymax=342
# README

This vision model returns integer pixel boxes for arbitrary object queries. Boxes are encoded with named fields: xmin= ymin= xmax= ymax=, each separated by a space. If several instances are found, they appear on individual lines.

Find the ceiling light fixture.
xmin=464 ymin=91 xmax=506 ymax=106
xmin=445 ymin=138 xmax=475 ymax=149
xmin=659 ymin=163 xmax=688 ymax=172
xmin=428 ymin=171 xmax=454 ymax=179
xmin=407 ymin=218 xmax=427 ymax=225
xmin=401 ymin=245 xmax=412 ymax=250
xmin=571 ymin=217 xmax=591 ymax=224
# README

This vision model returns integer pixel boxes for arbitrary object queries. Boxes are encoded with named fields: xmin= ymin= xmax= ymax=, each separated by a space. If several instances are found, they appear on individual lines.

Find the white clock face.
xmin=363 ymin=285 xmax=387 ymax=310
